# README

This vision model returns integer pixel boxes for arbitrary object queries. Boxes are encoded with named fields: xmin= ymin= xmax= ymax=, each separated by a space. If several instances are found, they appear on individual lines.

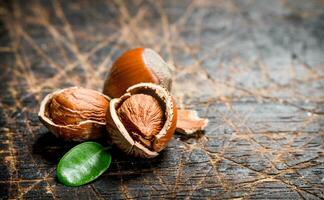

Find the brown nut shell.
xmin=106 ymin=83 xmax=177 ymax=158
xmin=176 ymin=109 xmax=209 ymax=135
xmin=103 ymin=48 xmax=172 ymax=98
xmin=38 ymin=87 xmax=110 ymax=141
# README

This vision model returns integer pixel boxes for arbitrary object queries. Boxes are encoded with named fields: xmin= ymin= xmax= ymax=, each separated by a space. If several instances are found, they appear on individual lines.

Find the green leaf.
xmin=57 ymin=142 xmax=112 ymax=187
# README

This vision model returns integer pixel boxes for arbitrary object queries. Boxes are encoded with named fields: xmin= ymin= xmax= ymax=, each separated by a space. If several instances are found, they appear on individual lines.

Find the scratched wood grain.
xmin=0 ymin=0 xmax=324 ymax=199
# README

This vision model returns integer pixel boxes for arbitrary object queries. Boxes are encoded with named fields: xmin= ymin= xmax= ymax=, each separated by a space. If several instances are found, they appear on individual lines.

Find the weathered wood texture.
xmin=0 ymin=0 xmax=324 ymax=199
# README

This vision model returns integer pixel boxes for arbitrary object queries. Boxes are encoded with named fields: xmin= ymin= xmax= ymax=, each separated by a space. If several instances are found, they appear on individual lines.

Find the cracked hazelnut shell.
xmin=103 ymin=48 xmax=172 ymax=98
xmin=106 ymin=83 xmax=177 ymax=158
xmin=38 ymin=87 xmax=110 ymax=141
xmin=176 ymin=109 xmax=209 ymax=134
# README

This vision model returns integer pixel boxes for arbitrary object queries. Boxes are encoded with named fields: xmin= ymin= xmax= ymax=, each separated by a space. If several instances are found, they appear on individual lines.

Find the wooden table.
xmin=0 ymin=0 xmax=323 ymax=199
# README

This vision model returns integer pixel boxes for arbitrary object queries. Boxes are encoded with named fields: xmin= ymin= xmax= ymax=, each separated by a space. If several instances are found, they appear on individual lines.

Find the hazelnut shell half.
xmin=106 ymin=83 xmax=177 ymax=158
xmin=103 ymin=48 xmax=172 ymax=98
xmin=38 ymin=87 xmax=110 ymax=141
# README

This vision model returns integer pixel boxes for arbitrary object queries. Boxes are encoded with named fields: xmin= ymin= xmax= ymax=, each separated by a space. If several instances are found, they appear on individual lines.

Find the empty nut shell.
xmin=106 ymin=83 xmax=177 ymax=158
xmin=103 ymin=48 xmax=172 ymax=98
xmin=38 ymin=87 xmax=110 ymax=141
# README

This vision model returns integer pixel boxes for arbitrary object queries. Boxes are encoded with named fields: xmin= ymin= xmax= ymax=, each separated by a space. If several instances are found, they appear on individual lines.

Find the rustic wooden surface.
xmin=0 ymin=0 xmax=324 ymax=199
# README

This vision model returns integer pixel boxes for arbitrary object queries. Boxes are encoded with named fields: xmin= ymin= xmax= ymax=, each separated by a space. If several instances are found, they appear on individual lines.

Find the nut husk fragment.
xmin=38 ymin=87 xmax=110 ymax=141
xmin=176 ymin=109 xmax=209 ymax=135
xmin=106 ymin=83 xmax=177 ymax=158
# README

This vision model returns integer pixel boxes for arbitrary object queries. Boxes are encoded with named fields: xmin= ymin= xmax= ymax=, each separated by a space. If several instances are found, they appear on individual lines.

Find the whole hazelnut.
xmin=106 ymin=83 xmax=177 ymax=158
xmin=103 ymin=48 xmax=172 ymax=98
xmin=38 ymin=87 xmax=110 ymax=141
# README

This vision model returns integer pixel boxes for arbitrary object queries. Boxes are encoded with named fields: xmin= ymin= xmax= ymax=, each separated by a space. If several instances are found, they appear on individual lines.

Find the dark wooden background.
xmin=0 ymin=0 xmax=323 ymax=199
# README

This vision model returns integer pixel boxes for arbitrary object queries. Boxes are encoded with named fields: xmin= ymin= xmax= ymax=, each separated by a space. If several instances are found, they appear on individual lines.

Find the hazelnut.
xmin=106 ymin=83 xmax=177 ymax=158
xmin=103 ymin=48 xmax=172 ymax=98
xmin=38 ymin=87 xmax=110 ymax=141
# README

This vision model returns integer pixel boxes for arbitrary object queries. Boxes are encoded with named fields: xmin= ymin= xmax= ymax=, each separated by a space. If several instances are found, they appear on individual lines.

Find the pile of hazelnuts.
xmin=39 ymin=48 xmax=208 ymax=158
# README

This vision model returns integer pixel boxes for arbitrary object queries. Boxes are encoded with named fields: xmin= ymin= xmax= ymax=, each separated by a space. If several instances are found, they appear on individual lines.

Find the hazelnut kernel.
xmin=117 ymin=94 xmax=165 ymax=150
xmin=38 ymin=87 xmax=110 ymax=141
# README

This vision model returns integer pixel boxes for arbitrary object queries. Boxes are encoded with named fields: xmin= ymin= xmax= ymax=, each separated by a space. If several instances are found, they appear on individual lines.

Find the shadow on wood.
xmin=32 ymin=132 xmax=79 ymax=164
